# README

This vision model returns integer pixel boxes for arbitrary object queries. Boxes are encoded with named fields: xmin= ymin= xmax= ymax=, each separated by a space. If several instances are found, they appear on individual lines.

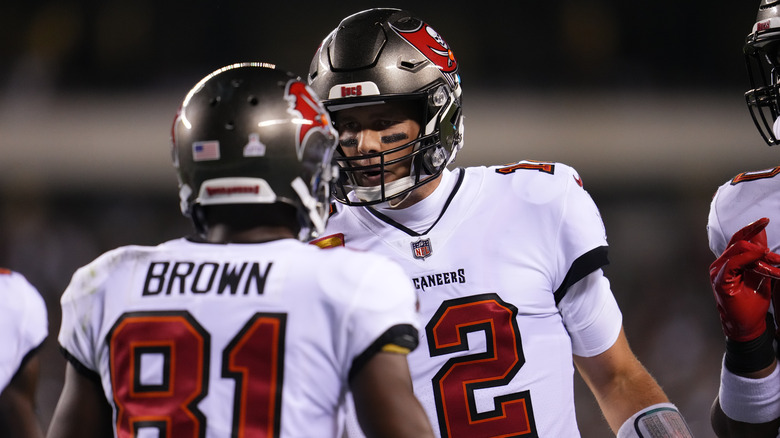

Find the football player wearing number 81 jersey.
xmin=46 ymin=63 xmax=434 ymax=438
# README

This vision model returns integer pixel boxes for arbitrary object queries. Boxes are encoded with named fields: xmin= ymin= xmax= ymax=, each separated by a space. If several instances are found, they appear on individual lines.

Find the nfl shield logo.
xmin=411 ymin=238 xmax=432 ymax=260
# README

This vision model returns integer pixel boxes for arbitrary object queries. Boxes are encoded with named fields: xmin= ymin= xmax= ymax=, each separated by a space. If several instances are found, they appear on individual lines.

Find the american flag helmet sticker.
xmin=192 ymin=141 xmax=221 ymax=161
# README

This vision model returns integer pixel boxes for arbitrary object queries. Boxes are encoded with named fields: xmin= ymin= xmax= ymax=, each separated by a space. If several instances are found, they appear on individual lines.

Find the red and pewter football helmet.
xmin=745 ymin=0 xmax=780 ymax=145
xmin=172 ymin=62 xmax=339 ymax=240
xmin=308 ymin=8 xmax=464 ymax=206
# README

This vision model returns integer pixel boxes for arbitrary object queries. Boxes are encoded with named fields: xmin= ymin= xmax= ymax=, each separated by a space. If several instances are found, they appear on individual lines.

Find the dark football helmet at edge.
xmin=745 ymin=0 xmax=780 ymax=145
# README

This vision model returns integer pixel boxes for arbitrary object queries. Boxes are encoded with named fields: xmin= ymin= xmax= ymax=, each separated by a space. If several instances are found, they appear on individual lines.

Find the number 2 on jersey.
xmin=426 ymin=294 xmax=538 ymax=438
xmin=108 ymin=311 xmax=286 ymax=438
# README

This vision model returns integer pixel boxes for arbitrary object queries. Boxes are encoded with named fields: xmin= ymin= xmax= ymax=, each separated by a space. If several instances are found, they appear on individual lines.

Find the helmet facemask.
xmin=745 ymin=2 xmax=780 ymax=146
xmin=745 ymin=38 xmax=780 ymax=145
xmin=294 ymin=127 xmax=339 ymax=239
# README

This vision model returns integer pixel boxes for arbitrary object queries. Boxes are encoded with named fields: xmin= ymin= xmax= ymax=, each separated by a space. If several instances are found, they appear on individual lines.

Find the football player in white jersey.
xmin=707 ymin=1 xmax=780 ymax=436
xmin=307 ymin=8 xmax=693 ymax=438
xmin=46 ymin=63 xmax=434 ymax=438
xmin=0 ymin=269 xmax=47 ymax=438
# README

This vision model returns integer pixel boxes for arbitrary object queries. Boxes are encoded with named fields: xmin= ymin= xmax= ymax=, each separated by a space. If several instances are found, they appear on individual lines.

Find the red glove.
xmin=710 ymin=217 xmax=780 ymax=342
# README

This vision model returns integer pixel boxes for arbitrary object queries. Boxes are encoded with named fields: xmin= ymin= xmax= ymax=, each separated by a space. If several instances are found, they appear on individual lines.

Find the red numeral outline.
xmin=222 ymin=313 xmax=286 ymax=438
xmin=426 ymin=294 xmax=538 ymax=438
xmin=108 ymin=311 xmax=286 ymax=438
xmin=496 ymin=161 xmax=554 ymax=175
xmin=109 ymin=311 xmax=209 ymax=438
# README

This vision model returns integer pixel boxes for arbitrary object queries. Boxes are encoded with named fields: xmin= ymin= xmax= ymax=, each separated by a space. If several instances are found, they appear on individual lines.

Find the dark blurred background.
xmin=0 ymin=1 xmax=773 ymax=436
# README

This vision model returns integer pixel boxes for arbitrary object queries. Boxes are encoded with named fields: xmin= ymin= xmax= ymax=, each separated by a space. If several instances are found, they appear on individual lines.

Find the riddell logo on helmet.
xmin=206 ymin=186 xmax=260 ymax=196
xmin=341 ymin=85 xmax=362 ymax=97
xmin=758 ymin=20 xmax=772 ymax=31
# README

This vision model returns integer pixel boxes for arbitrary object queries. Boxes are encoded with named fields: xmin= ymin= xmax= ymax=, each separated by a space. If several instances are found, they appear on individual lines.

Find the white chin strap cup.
xmin=352 ymin=176 xmax=415 ymax=202
xmin=773 ymin=116 xmax=780 ymax=140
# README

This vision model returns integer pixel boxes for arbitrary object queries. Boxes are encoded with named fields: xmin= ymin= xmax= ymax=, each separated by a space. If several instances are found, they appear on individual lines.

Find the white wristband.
xmin=617 ymin=403 xmax=692 ymax=438
xmin=719 ymin=355 xmax=780 ymax=423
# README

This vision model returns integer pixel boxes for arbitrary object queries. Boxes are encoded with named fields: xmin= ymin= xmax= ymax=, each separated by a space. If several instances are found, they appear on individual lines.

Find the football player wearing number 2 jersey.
xmin=46 ymin=63 xmax=434 ymax=438
xmin=308 ymin=8 xmax=693 ymax=438
xmin=707 ymin=1 xmax=780 ymax=437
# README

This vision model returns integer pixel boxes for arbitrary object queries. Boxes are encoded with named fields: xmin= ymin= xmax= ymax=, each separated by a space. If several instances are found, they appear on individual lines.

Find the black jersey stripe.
xmin=553 ymin=246 xmax=609 ymax=305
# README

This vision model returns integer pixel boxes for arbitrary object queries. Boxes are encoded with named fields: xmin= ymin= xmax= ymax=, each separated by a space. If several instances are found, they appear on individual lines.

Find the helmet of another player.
xmin=745 ymin=0 xmax=780 ymax=146
xmin=172 ymin=62 xmax=339 ymax=240
xmin=308 ymin=8 xmax=464 ymax=206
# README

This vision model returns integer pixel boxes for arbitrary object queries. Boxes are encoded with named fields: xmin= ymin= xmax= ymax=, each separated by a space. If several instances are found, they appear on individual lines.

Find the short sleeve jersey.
xmin=313 ymin=162 xmax=623 ymax=437
xmin=0 ymin=269 xmax=48 ymax=393
xmin=58 ymin=238 xmax=419 ymax=438
xmin=708 ymin=166 xmax=780 ymax=256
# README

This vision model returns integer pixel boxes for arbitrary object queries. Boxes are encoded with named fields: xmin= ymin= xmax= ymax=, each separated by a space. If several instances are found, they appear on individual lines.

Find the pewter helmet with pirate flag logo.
xmin=308 ymin=8 xmax=464 ymax=206
xmin=172 ymin=62 xmax=339 ymax=240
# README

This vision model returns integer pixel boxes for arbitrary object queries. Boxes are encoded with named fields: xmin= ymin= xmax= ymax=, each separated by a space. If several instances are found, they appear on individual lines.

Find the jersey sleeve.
xmin=336 ymin=254 xmax=419 ymax=381
xmin=707 ymin=174 xmax=780 ymax=256
xmin=558 ymin=269 xmax=622 ymax=357
xmin=58 ymin=251 xmax=115 ymax=373
xmin=552 ymin=165 xmax=621 ymax=356
xmin=553 ymin=165 xmax=610 ymax=302
xmin=707 ymin=182 xmax=730 ymax=257
xmin=0 ymin=271 xmax=48 ymax=392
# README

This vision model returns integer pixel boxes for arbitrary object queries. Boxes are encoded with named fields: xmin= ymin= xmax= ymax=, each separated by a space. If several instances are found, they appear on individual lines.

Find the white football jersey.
xmin=313 ymin=162 xmax=623 ymax=437
xmin=708 ymin=166 xmax=780 ymax=256
xmin=0 ymin=269 xmax=48 ymax=393
xmin=58 ymin=238 xmax=419 ymax=438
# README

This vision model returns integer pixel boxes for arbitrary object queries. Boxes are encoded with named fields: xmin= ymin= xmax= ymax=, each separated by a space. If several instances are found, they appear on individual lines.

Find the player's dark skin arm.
xmin=351 ymin=351 xmax=435 ymax=438
xmin=47 ymin=363 xmax=113 ymax=438
xmin=711 ymin=359 xmax=780 ymax=438
xmin=0 ymin=356 xmax=44 ymax=438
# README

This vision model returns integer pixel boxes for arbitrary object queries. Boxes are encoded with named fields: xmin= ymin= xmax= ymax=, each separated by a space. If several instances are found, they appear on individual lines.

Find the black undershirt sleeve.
xmin=59 ymin=345 xmax=103 ymax=384
xmin=348 ymin=324 xmax=419 ymax=382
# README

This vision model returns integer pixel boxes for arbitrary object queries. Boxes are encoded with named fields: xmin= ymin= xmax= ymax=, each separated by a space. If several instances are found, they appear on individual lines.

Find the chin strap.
xmin=386 ymin=191 xmax=413 ymax=209
xmin=617 ymin=403 xmax=693 ymax=438
xmin=352 ymin=176 xmax=416 ymax=203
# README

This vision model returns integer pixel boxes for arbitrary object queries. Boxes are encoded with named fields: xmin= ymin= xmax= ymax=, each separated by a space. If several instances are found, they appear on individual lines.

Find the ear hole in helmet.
xmin=209 ymin=97 xmax=220 ymax=107
xmin=399 ymin=60 xmax=426 ymax=72
xmin=247 ymin=96 xmax=258 ymax=106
